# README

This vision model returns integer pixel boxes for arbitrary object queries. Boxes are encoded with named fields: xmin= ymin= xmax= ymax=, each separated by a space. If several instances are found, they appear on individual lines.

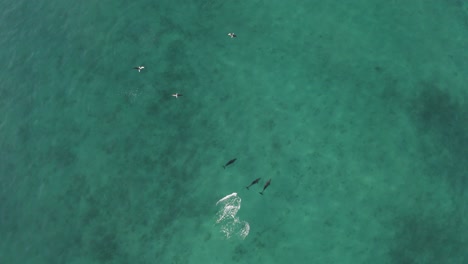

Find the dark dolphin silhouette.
xmin=223 ymin=158 xmax=237 ymax=169
xmin=259 ymin=179 xmax=271 ymax=195
xmin=246 ymin=177 xmax=261 ymax=190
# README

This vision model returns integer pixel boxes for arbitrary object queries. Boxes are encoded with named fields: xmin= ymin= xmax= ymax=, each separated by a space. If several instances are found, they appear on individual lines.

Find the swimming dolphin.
xmin=223 ymin=158 xmax=237 ymax=169
xmin=259 ymin=179 xmax=271 ymax=195
xmin=246 ymin=177 xmax=261 ymax=190
xmin=133 ymin=66 xmax=144 ymax=72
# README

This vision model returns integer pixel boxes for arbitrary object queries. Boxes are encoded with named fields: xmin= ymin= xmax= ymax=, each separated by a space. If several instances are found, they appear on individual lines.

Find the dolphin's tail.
xmin=246 ymin=186 xmax=249 ymax=190
xmin=259 ymin=191 xmax=263 ymax=195
xmin=222 ymin=165 xmax=226 ymax=169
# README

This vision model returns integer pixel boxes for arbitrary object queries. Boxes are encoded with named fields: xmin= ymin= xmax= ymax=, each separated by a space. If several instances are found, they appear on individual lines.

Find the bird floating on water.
xmin=133 ymin=66 xmax=144 ymax=72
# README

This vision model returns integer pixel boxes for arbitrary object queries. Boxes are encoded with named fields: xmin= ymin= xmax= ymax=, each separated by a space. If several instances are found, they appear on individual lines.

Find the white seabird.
xmin=133 ymin=66 xmax=144 ymax=72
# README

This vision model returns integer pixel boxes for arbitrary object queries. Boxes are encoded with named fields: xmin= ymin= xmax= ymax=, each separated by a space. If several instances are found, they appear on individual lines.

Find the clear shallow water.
xmin=0 ymin=0 xmax=467 ymax=263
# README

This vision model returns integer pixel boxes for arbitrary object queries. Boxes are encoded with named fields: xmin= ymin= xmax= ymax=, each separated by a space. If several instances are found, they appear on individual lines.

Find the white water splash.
xmin=215 ymin=193 xmax=250 ymax=239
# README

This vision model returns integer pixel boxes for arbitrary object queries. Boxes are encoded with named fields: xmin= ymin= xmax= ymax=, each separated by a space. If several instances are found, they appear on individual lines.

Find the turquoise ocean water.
xmin=0 ymin=0 xmax=467 ymax=263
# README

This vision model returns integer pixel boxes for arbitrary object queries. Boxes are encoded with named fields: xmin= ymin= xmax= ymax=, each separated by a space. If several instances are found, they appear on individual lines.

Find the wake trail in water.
xmin=215 ymin=192 xmax=250 ymax=239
